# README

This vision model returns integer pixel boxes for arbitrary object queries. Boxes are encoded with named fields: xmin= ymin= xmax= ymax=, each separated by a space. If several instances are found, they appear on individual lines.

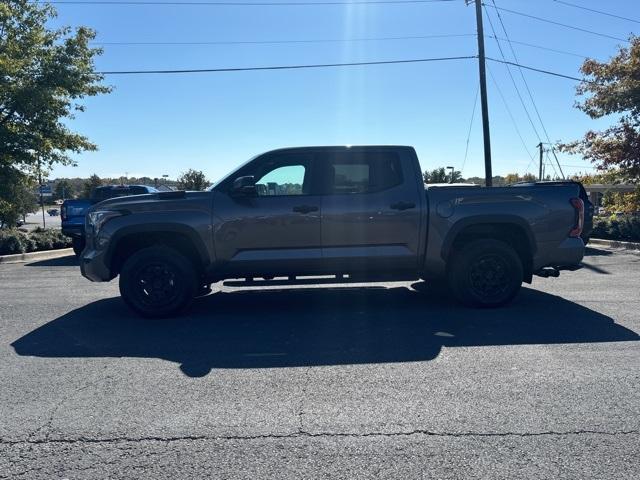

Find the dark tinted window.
xmin=325 ymin=152 xmax=402 ymax=194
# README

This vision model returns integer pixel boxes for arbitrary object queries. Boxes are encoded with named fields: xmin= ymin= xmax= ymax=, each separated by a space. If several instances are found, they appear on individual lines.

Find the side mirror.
xmin=232 ymin=176 xmax=257 ymax=196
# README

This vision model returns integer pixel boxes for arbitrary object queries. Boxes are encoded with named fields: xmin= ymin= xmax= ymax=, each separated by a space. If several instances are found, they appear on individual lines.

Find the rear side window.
xmin=324 ymin=152 xmax=403 ymax=194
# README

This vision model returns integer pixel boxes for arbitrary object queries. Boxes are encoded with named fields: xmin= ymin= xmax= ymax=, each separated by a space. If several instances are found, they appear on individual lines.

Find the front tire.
xmin=119 ymin=246 xmax=198 ymax=318
xmin=447 ymin=239 xmax=523 ymax=308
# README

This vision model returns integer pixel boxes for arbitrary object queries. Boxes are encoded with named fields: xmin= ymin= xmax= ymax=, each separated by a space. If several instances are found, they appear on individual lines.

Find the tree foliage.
xmin=423 ymin=167 xmax=462 ymax=184
xmin=82 ymin=174 xmax=103 ymax=198
xmin=0 ymin=0 xmax=111 ymax=173
xmin=560 ymin=36 xmax=640 ymax=179
xmin=504 ymin=172 xmax=537 ymax=184
xmin=54 ymin=179 xmax=74 ymax=200
xmin=0 ymin=165 xmax=37 ymax=227
xmin=177 ymin=169 xmax=211 ymax=191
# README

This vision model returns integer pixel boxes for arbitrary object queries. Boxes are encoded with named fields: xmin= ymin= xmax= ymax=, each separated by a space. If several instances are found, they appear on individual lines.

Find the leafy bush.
xmin=0 ymin=229 xmax=28 ymax=254
xmin=591 ymin=215 xmax=640 ymax=242
xmin=0 ymin=228 xmax=72 ymax=255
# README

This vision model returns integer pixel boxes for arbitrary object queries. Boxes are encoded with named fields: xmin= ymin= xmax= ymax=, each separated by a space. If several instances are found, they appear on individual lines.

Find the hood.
xmin=87 ymin=190 xmax=211 ymax=213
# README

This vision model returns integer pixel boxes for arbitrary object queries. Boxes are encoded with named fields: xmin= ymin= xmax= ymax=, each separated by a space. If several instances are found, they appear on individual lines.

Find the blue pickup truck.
xmin=62 ymin=185 xmax=158 ymax=255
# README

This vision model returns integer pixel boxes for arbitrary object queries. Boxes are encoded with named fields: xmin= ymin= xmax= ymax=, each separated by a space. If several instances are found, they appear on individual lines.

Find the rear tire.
xmin=447 ymin=239 xmax=523 ymax=308
xmin=119 ymin=246 xmax=198 ymax=318
xmin=72 ymin=237 xmax=85 ymax=256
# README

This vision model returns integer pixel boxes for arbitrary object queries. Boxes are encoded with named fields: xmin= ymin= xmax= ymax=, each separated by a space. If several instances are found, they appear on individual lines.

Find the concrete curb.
xmin=0 ymin=248 xmax=74 ymax=265
xmin=589 ymin=238 xmax=640 ymax=251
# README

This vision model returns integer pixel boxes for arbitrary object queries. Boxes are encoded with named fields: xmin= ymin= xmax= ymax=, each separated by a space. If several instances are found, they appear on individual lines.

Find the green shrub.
xmin=0 ymin=229 xmax=28 ymax=254
xmin=0 ymin=228 xmax=72 ymax=255
xmin=591 ymin=215 xmax=640 ymax=242
xmin=30 ymin=229 xmax=72 ymax=251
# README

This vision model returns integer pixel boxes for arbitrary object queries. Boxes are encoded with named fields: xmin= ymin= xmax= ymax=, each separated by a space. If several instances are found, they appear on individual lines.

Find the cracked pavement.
xmin=1 ymin=247 xmax=639 ymax=479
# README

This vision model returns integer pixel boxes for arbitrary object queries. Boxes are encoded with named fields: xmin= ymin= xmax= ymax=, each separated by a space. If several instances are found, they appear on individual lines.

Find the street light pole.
xmin=468 ymin=0 xmax=493 ymax=186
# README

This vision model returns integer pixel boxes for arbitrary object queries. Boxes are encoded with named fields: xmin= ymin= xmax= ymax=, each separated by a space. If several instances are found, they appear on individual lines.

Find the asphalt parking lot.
xmin=1 ymin=247 xmax=639 ymax=479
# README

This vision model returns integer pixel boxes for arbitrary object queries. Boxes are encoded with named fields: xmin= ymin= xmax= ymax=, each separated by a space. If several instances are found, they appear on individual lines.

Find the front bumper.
xmin=80 ymin=245 xmax=113 ymax=282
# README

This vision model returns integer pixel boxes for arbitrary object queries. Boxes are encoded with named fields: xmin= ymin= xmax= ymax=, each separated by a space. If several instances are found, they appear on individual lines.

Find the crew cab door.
xmin=319 ymin=149 xmax=422 ymax=275
xmin=212 ymin=152 xmax=323 ymax=276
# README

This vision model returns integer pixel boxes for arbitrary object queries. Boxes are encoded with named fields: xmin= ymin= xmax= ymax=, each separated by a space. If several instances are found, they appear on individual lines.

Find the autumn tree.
xmin=177 ymin=169 xmax=211 ymax=191
xmin=560 ymin=36 xmax=640 ymax=180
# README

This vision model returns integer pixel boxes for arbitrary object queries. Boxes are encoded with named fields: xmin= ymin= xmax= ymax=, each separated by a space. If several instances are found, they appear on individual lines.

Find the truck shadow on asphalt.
xmin=11 ymin=285 xmax=639 ymax=377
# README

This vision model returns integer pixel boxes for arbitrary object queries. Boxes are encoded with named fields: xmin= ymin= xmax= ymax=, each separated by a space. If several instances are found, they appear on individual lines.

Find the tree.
xmin=0 ymin=1 xmax=111 ymax=173
xmin=559 ymin=36 xmax=640 ymax=180
xmin=54 ymin=179 xmax=74 ymax=200
xmin=423 ymin=167 xmax=462 ymax=184
xmin=82 ymin=174 xmax=103 ymax=198
xmin=0 ymin=165 xmax=37 ymax=227
xmin=177 ymin=169 xmax=211 ymax=191
xmin=504 ymin=173 xmax=537 ymax=184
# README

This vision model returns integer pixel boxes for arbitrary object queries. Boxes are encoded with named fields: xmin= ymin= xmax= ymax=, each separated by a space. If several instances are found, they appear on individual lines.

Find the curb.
xmin=589 ymin=238 xmax=640 ymax=251
xmin=0 ymin=248 xmax=74 ymax=265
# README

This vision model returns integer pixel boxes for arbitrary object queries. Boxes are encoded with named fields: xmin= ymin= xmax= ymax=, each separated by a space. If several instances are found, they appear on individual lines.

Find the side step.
xmin=223 ymin=274 xmax=418 ymax=288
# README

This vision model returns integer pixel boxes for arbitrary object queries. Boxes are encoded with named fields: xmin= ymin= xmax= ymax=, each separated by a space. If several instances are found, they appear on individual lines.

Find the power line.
xmin=487 ymin=35 xmax=587 ymax=59
xmin=545 ymin=149 xmax=560 ymax=178
xmin=91 ymin=34 xmax=590 ymax=61
xmin=552 ymin=0 xmax=640 ymax=25
xmin=489 ymin=0 xmax=563 ymax=178
xmin=485 ymin=4 xmax=629 ymax=42
xmin=487 ymin=65 xmax=536 ymax=169
xmin=486 ymin=58 xmax=594 ymax=83
xmin=96 ymin=54 xmax=475 ymax=74
xmin=93 ymin=33 xmax=476 ymax=46
xmin=40 ymin=0 xmax=457 ymax=5
xmin=461 ymin=85 xmax=479 ymax=175
xmin=484 ymin=5 xmax=542 ymax=143
xmin=93 ymin=55 xmax=599 ymax=82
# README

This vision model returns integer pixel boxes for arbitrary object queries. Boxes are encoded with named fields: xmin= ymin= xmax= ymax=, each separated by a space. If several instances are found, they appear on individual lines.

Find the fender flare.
xmin=105 ymin=222 xmax=210 ymax=269
xmin=441 ymin=214 xmax=536 ymax=261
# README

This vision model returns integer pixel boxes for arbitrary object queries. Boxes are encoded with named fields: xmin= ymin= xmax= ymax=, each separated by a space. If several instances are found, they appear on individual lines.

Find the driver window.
xmin=256 ymin=164 xmax=307 ymax=196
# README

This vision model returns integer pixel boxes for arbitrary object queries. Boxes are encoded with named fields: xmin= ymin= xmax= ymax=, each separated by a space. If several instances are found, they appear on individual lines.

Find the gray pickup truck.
xmin=80 ymin=146 xmax=586 ymax=317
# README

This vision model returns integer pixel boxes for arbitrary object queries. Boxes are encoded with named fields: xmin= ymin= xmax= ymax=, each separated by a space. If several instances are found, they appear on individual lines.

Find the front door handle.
xmin=292 ymin=205 xmax=319 ymax=214
xmin=390 ymin=201 xmax=416 ymax=211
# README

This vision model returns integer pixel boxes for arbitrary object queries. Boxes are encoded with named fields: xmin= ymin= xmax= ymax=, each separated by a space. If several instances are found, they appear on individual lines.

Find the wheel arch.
xmin=442 ymin=215 xmax=535 ymax=283
xmin=106 ymin=223 xmax=209 ymax=277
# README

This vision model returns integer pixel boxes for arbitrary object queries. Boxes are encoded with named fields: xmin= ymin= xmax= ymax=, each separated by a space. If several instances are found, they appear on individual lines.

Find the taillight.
xmin=569 ymin=197 xmax=584 ymax=238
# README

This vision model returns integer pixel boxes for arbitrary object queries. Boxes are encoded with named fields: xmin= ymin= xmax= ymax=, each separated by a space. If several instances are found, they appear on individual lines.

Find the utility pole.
xmin=467 ymin=0 xmax=492 ymax=186
xmin=537 ymin=142 xmax=544 ymax=181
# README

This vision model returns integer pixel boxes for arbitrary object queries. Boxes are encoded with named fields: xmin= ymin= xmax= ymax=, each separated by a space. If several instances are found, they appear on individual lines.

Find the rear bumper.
xmin=61 ymin=224 xmax=85 ymax=238
xmin=533 ymin=237 xmax=585 ymax=271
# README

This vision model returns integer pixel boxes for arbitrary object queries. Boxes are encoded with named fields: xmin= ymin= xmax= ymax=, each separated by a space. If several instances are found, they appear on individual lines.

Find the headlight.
xmin=87 ymin=210 xmax=124 ymax=236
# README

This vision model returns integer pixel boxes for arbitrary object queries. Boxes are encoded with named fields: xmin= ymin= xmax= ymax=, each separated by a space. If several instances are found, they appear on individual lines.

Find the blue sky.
xmin=47 ymin=0 xmax=638 ymax=181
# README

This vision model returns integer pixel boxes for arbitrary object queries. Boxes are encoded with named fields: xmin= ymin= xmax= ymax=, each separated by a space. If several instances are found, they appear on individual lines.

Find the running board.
xmin=223 ymin=274 xmax=418 ymax=288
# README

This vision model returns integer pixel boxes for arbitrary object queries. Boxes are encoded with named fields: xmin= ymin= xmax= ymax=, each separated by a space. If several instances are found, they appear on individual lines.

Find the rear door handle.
xmin=390 ymin=201 xmax=416 ymax=211
xmin=292 ymin=205 xmax=319 ymax=214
